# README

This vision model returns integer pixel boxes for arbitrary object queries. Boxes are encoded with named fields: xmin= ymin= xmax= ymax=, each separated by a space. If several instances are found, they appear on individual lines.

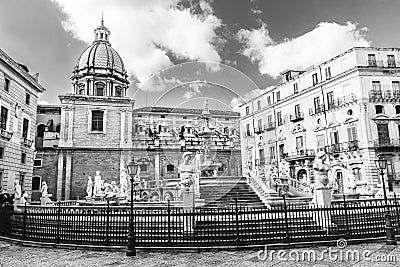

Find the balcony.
xmin=242 ymin=131 xmax=253 ymax=138
xmin=369 ymin=90 xmax=400 ymax=102
xmin=264 ymin=122 xmax=276 ymax=131
xmin=374 ymin=138 xmax=400 ymax=148
xmin=21 ymin=137 xmax=34 ymax=147
xmin=309 ymin=105 xmax=325 ymax=116
xmin=290 ymin=112 xmax=304 ymax=122
xmin=0 ymin=129 xmax=13 ymax=140
xmin=254 ymin=127 xmax=263 ymax=134
xmin=325 ymin=140 xmax=360 ymax=154
xmin=366 ymin=60 xmax=400 ymax=68
xmin=283 ymin=149 xmax=315 ymax=161
xmin=255 ymin=158 xmax=266 ymax=166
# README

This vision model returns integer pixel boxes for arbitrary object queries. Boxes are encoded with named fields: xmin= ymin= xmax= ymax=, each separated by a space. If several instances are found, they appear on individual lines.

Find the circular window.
xmin=347 ymin=109 xmax=353 ymax=116
xmin=317 ymin=118 xmax=321 ymax=124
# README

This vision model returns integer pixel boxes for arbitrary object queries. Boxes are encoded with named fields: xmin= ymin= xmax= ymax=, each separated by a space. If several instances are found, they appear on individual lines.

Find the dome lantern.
xmin=94 ymin=14 xmax=110 ymax=43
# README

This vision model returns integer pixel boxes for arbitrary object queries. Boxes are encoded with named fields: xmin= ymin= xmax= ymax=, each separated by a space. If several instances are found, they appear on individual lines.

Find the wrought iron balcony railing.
xmin=366 ymin=60 xmax=400 ymax=68
xmin=283 ymin=149 xmax=315 ymax=161
xmin=254 ymin=127 xmax=263 ymax=134
xmin=369 ymin=90 xmax=400 ymax=102
xmin=264 ymin=122 xmax=276 ymax=131
xmin=325 ymin=140 xmax=359 ymax=154
xmin=21 ymin=137 xmax=33 ymax=147
xmin=374 ymin=138 xmax=400 ymax=148
xmin=289 ymin=112 xmax=304 ymax=122
xmin=0 ymin=128 xmax=13 ymax=140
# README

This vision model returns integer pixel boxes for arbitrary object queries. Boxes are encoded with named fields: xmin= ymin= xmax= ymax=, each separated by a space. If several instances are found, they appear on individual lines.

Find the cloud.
xmin=237 ymin=21 xmax=371 ymax=78
xmin=51 ymin=0 xmax=222 ymax=84
xmin=229 ymin=86 xmax=272 ymax=112
xmin=183 ymin=81 xmax=204 ymax=100
xmin=140 ymin=75 xmax=183 ymax=92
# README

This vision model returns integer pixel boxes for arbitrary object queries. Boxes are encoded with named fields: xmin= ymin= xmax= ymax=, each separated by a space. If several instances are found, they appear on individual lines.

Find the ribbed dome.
xmin=77 ymin=42 xmax=125 ymax=74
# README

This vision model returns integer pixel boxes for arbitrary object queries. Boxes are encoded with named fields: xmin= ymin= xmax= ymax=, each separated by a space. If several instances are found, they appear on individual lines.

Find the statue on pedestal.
xmin=13 ymin=180 xmax=24 ymax=210
xmin=14 ymin=180 xmax=21 ymax=201
xmin=93 ymin=171 xmax=103 ymax=197
xmin=279 ymin=159 xmax=290 ymax=178
xmin=86 ymin=176 xmax=93 ymax=198
xmin=119 ymin=170 xmax=128 ymax=197
xmin=178 ymin=152 xmax=197 ymax=193
xmin=313 ymin=151 xmax=331 ymax=188
xmin=40 ymin=181 xmax=52 ymax=205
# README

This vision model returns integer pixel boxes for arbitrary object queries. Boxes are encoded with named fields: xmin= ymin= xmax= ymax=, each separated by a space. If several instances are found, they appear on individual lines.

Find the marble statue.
xmin=40 ymin=181 xmax=52 ymax=205
xmin=41 ymin=182 xmax=48 ymax=198
xmin=86 ymin=176 xmax=93 ymax=198
xmin=178 ymin=152 xmax=195 ymax=189
xmin=313 ymin=151 xmax=331 ymax=188
xmin=119 ymin=170 xmax=128 ymax=196
xmin=93 ymin=171 xmax=103 ymax=197
xmin=14 ymin=180 xmax=22 ymax=205
xmin=111 ymin=181 xmax=119 ymax=196
xmin=279 ymin=159 xmax=290 ymax=178
xmin=348 ymin=169 xmax=357 ymax=193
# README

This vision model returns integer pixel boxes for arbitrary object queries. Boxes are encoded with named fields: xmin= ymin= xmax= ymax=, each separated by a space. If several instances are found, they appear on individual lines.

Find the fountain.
xmin=196 ymin=99 xmax=221 ymax=177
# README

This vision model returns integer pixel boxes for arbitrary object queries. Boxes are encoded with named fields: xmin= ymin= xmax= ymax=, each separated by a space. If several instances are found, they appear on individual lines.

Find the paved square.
xmin=0 ymin=241 xmax=399 ymax=267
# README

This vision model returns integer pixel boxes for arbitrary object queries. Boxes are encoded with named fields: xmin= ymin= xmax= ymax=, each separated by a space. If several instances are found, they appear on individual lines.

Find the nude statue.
xmin=313 ymin=151 xmax=331 ymax=188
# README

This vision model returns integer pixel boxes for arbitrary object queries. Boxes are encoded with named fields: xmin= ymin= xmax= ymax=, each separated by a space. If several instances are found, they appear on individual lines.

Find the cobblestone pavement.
xmin=1 ymin=241 xmax=400 ymax=267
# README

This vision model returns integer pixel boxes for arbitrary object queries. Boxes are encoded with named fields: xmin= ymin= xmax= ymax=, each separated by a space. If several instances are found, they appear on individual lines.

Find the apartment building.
xmin=240 ymin=47 xmax=400 ymax=194
xmin=0 ymin=48 xmax=45 ymax=199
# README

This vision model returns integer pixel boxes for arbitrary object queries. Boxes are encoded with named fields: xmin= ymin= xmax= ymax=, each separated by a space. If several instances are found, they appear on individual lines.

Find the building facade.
xmin=240 ymin=47 xmax=400 ymax=195
xmin=33 ymin=20 xmax=241 ymax=201
xmin=0 ymin=48 xmax=45 ymax=200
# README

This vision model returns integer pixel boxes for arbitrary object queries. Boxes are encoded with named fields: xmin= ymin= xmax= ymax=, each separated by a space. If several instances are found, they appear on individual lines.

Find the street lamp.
xmin=375 ymin=158 xmax=397 ymax=245
xmin=126 ymin=160 xmax=139 ymax=256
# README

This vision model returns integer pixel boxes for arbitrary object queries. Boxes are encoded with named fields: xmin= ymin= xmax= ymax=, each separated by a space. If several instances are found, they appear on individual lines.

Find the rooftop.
xmin=0 ymin=48 xmax=46 ymax=93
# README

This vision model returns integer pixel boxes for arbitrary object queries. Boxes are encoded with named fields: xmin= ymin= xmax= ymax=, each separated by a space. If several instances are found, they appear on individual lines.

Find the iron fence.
xmin=1 ymin=198 xmax=400 ymax=248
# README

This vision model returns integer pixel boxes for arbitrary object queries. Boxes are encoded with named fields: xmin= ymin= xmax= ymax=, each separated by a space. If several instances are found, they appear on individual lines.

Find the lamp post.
xmin=126 ymin=160 xmax=139 ymax=256
xmin=375 ymin=158 xmax=397 ymax=245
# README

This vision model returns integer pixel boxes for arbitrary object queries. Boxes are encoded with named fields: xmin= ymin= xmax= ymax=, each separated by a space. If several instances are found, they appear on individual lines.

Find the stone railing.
xmin=0 ymin=129 xmax=13 ymax=140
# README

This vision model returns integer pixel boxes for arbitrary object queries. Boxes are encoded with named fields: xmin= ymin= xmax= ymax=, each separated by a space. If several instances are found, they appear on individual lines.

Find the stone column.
xmin=56 ymin=153 xmax=64 ymax=201
xmin=65 ymin=152 xmax=72 ymax=200
xmin=127 ymin=109 xmax=133 ymax=147
xmin=120 ymin=109 xmax=126 ymax=147
xmin=66 ymin=106 xmax=74 ymax=147
xmin=60 ymin=106 xmax=67 ymax=143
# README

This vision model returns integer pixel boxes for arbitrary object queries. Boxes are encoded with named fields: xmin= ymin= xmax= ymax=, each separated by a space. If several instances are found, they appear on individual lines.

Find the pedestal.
xmin=182 ymin=186 xmax=195 ymax=233
xmin=315 ymin=187 xmax=332 ymax=207
xmin=40 ymin=196 xmax=52 ymax=206
xmin=313 ymin=187 xmax=333 ymax=229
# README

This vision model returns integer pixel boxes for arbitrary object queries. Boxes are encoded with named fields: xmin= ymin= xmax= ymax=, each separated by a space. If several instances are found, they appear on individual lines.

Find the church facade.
xmin=33 ymin=20 xmax=241 ymax=201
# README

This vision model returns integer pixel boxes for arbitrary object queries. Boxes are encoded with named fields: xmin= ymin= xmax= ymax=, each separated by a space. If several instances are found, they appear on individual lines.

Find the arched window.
xmin=78 ymin=84 xmax=85 ymax=95
xmin=115 ymin=86 xmax=122 ymax=97
xmin=95 ymin=82 xmax=105 ymax=96
xmin=55 ymin=124 xmax=61 ymax=133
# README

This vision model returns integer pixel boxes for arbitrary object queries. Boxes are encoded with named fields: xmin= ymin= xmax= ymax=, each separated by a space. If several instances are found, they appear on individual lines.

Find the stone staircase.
xmin=199 ymin=176 xmax=266 ymax=208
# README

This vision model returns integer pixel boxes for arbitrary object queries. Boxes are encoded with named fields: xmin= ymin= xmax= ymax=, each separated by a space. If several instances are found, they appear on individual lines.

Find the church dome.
xmin=77 ymin=42 xmax=125 ymax=75
xmin=71 ymin=17 xmax=129 ymax=98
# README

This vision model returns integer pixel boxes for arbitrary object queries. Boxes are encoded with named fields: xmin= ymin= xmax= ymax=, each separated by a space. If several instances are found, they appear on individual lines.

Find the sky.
xmin=1 ymin=0 xmax=400 ymax=111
